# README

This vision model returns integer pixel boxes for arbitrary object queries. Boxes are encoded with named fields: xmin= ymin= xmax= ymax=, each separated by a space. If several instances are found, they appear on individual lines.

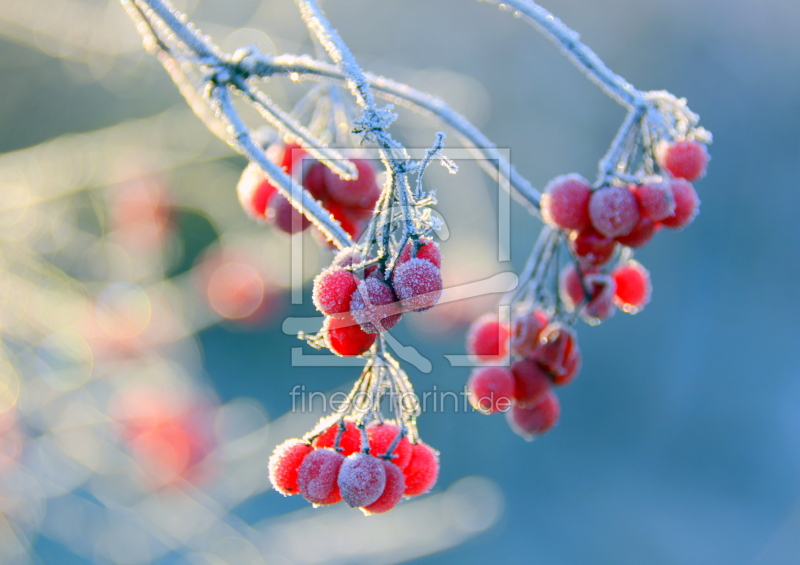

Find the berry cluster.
xmin=312 ymin=238 xmax=443 ymax=356
xmin=237 ymin=142 xmax=380 ymax=240
xmin=466 ymin=309 xmax=574 ymax=440
xmin=269 ymin=418 xmax=439 ymax=514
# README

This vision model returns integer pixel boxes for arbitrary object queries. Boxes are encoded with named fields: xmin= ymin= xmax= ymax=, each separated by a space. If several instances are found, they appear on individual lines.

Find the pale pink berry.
xmin=467 ymin=366 xmax=515 ymax=414
xmin=612 ymin=261 xmax=651 ymax=313
xmin=589 ymin=185 xmax=640 ymax=238
xmin=634 ymin=179 xmax=675 ymax=221
xmin=509 ymin=308 xmax=549 ymax=358
xmin=661 ymin=179 xmax=699 ymax=229
xmin=362 ymin=460 xmax=405 ymax=515
xmin=269 ymin=439 xmax=313 ymax=496
xmin=658 ymin=140 xmax=708 ymax=181
xmin=350 ymin=278 xmax=402 ymax=333
xmin=506 ymin=391 xmax=560 ymax=441
xmin=392 ymin=258 xmax=443 ymax=312
xmin=569 ymin=227 xmax=616 ymax=266
xmin=403 ymin=442 xmax=439 ymax=497
xmin=398 ymin=237 xmax=442 ymax=268
xmin=297 ymin=448 xmax=345 ymax=505
xmin=541 ymin=174 xmax=592 ymax=231
xmin=466 ymin=314 xmax=510 ymax=363
xmin=338 ymin=452 xmax=387 ymax=507
xmin=510 ymin=359 xmax=551 ymax=408
xmin=312 ymin=267 xmax=360 ymax=316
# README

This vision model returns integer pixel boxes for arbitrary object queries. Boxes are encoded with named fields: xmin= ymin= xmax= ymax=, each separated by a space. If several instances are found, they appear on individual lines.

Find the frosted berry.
xmin=366 ymin=421 xmax=412 ymax=469
xmin=612 ymin=261 xmax=651 ymax=313
xmin=403 ymin=442 xmax=439 ymax=497
xmin=634 ymin=179 xmax=675 ymax=222
xmin=297 ymin=448 xmax=345 ymax=505
xmin=363 ymin=460 xmax=405 ymax=515
xmin=589 ymin=185 xmax=640 ymax=238
xmin=467 ymin=366 xmax=515 ymax=414
xmin=660 ymin=179 xmax=699 ymax=229
xmin=269 ymin=439 xmax=313 ymax=496
xmin=658 ymin=140 xmax=708 ymax=181
xmin=312 ymin=419 xmax=362 ymax=455
xmin=325 ymin=160 xmax=381 ymax=209
xmin=338 ymin=452 xmax=387 ymax=507
xmin=312 ymin=267 xmax=360 ymax=317
xmin=322 ymin=314 xmax=376 ymax=357
xmin=506 ymin=391 xmax=560 ymax=441
xmin=614 ymin=215 xmax=657 ymax=248
xmin=535 ymin=323 xmax=580 ymax=386
xmin=350 ymin=278 xmax=403 ymax=333
xmin=392 ymin=258 xmax=443 ymax=312
xmin=266 ymin=192 xmax=311 ymax=234
xmin=510 ymin=358 xmax=551 ymax=408
xmin=559 ymin=265 xmax=616 ymax=323
xmin=398 ymin=237 xmax=442 ymax=268
xmin=237 ymin=163 xmax=277 ymax=221
xmin=332 ymin=247 xmax=379 ymax=278
xmin=509 ymin=308 xmax=549 ymax=358
xmin=569 ymin=227 xmax=616 ymax=266
xmin=541 ymin=174 xmax=592 ymax=231
xmin=466 ymin=314 xmax=510 ymax=363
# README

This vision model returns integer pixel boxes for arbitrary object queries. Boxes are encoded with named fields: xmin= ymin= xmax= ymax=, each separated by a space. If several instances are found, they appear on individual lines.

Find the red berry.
xmin=312 ymin=267 xmax=360 ymax=317
xmin=366 ymin=421 xmax=412 ymax=469
xmin=325 ymin=160 xmax=380 ymax=209
xmin=614 ymin=215 xmax=657 ymax=248
xmin=510 ymin=359 xmax=551 ymax=408
xmin=509 ymin=308 xmax=549 ymax=358
xmin=660 ymin=179 xmax=699 ymax=229
xmin=403 ymin=442 xmax=439 ymax=497
xmin=268 ymin=439 xmax=313 ymax=496
xmin=297 ymin=448 xmax=345 ymax=505
xmin=237 ymin=163 xmax=277 ymax=221
xmin=311 ymin=419 xmax=362 ymax=455
xmin=541 ymin=174 xmax=592 ymax=231
xmin=535 ymin=323 xmax=580 ymax=385
xmin=362 ymin=460 xmax=405 ymax=515
xmin=467 ymin=366 xmax=515 ymax=414
xmin=338 ymin=452 xmax=387 ymax=507
xmin=303 ymin=161 xmax=330 ymax=201
xmin=634 ymin=179 xmax=675 ymax=221
xmin=559 ymin=265 xmax=616 ymax=323
xmin=350 ymin=278 xmax=402 ymax=333
xmin=466 ymin=314 xmax=509 ymax=363
xmin=266 ymin=192 xmax=311 ymax=234
xmin=506 ymin=391 xmax=560 ymax=441
xmin=398 ymin=237 xmax=442 ymax=268
xmin=612 ymin=261 xmax=651 ymax=313
xmin=589 ymin=185 xmax=640 ymax=238
xmin=392 ymin=258 xmax=443 ymax=312
xmin=568 ymin=227 xmax=616 ymax=266
xmin=322 ymin=314 xmax=377 ymax=357
xmin=658 ymin=140 xmax=708 ymax=181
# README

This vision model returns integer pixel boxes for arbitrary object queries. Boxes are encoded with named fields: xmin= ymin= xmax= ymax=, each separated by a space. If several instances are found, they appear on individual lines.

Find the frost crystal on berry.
xmin=392 ymin=257 xmax=443 ymax=312
xmin=338 ymin=452 xmax=387 ymax=507
xmin=541 ymin=174 xmax=592 ymax=231
xmin=589 ymin=185 xmax=640 ymax=238
xmin=297 ymin=448 xmax=345 ymax=506
xmin=350 ymin=278 xmax=403 ymax=333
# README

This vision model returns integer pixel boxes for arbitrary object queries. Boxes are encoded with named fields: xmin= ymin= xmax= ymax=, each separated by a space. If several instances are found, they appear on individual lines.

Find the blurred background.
xmin=0 ymin=0 xmax=799 ymax=563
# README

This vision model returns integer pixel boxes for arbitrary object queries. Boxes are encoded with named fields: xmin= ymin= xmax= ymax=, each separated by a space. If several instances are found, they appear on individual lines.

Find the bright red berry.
xmin=322 ymin=314 xmax=377 ymax=357
xmin=634 ymin=179 xmax=675 ymax=221
xmin=392 ymin=258 xmax=443 ymax=312
xmin=466 ymin=314 xmax=510 ymax=363
xmin=362 ymin=460 xmax=405 ymax=515
xmin=658 ymin=140 xmax=708 ymax=181
xmin=541 ymin=174 xmax=592 ymax=231
xmin=312 ymin=267 xmax=360 ymax=317
xmin=568 ymin=227 xmax=616 ymax=266
xmin=237 ymin=163 xmax=277 ymax=221
xmin=325 ymin=160 xmax=380 ymax=209
xmin=403 ymin=442 xmax=439 ymax=497
xmin=535 ymin=323 xmax=580 ymax=386
xmin=509 ymin=308 xmax=549 ymax=358
xmin=506 ymin=391 xmax=560 ymax=441
xmin=467 ymin=366 xmax=515 ymax=414
xmin=559 ymin=265 xmax=616 ymax=323
xmin=612 ymin=261 xmax=651 ymax=313
xmin=510 ymin=358 xmax=551 ymax=408
xmin=350 ymin=278 xmax=402 ymax=333
xmin=338 ymin=452 xmax=387 ymax=507
xmin=266 ymin=192 xmax=311 ymax=234
xmin=303 ymin=161 xmax=330 ymax=201
xmin=297 ymin=448 xmax=345 ymax=505
xmin=614 ymin=215 xmax=657 ymax=248
xmin=268 ymin=439 xmax=313 ymax=496
xmin=660 ymin=179 xmax=699 ymax=229
xmin=311 ymin=419 xmax=362 ymax=455
xmin=589 ymin=185 xmax=640 ymax=238
xmin=398 ymin=237 xmax=442 ymax=268
xmin=366 ymin=421 xmax=412 ymax=469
